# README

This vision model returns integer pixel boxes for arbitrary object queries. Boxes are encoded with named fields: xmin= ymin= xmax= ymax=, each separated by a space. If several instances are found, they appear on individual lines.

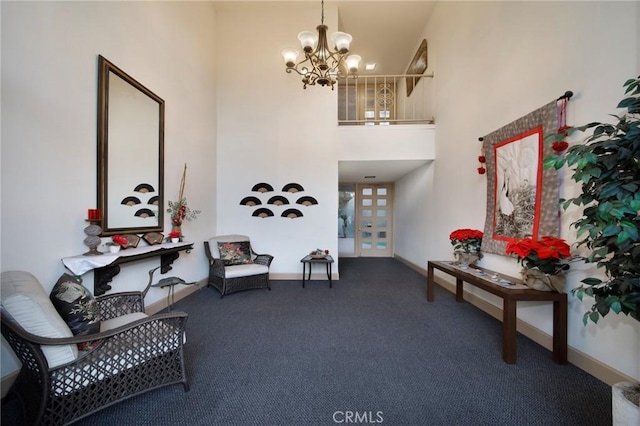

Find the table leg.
xmin=503 ymin=299 xmax=517 ymax=364
xmin=427 ymin=264 xmax=434 ymax=301
xmin=302 ymin=263 xmax=307 ymax=288
xmin=327 ymin=263 xmax=332 ymax=288
xmin=455 ymin=278 xmax=464 ymax=302
xmin=553 ymin=299 xmax=568 ymax=364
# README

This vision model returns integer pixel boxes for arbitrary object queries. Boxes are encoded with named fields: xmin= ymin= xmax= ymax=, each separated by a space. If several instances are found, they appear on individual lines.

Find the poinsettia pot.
xmin=521 ymin=267 xmax=565 ymax=292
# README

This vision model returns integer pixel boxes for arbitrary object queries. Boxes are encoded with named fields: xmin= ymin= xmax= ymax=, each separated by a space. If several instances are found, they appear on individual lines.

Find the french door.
xmin=356 ymin=183 xmax=393 ymax=257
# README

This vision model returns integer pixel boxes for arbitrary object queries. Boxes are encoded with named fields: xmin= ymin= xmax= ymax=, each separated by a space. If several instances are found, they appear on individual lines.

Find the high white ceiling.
xmin=213 ymin=1 xmax=437 ymax=183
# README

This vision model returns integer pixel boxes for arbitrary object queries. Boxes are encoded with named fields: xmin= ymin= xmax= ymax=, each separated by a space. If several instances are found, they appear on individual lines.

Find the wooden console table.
xmin=427 ymin=260 xmax=567 ymax=365
xmin=62 ymin=242 xmax=194 ymax=296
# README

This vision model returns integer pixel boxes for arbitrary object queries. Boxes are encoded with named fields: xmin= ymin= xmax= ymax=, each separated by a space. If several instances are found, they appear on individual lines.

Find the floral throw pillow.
xmin=50 ymin=274 xmax=101 ymax=350
xmin=217 ymin=241 xmax=253 ymax=266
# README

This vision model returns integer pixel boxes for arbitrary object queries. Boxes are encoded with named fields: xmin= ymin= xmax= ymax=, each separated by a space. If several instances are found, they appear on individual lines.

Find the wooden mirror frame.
xmin=97 ymin=55 xmax=164 ymax=236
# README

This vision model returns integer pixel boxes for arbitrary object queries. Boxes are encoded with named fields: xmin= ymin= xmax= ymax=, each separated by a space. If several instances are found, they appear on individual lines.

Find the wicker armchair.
xmin=204 ymin=235 xmax=274 ymax=298
xmin=1 ymin=271 xmax=188 ymax=425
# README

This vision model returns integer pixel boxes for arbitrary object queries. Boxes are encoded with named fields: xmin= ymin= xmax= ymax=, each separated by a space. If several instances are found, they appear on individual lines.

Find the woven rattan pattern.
xmin=1 ymin=292 xmax=188 ymax=425
xmin=204 ymin=240 xmax=274 ymax=298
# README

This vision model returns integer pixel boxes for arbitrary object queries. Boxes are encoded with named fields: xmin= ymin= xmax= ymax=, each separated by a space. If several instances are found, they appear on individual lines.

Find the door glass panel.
xmin=363 ymin=209 xmax=372 ymax=217
xmin=378 ymin=231 xmax=386 ymax=238
xmin=377 ymin=188 xmax=387 ymax=196
xmin=377 ymin=199 xmax=387 ymax=206
xmin=362 ymin=188 xmax=372 ymax=196
xmin=362 ymin=242 xmax=372 ymax=249
xmin=377 ymin=210 xmax=387 ymax=217
xmin=377 ymin=220 xmax=387 ymax=228
xmin=376 ymin=242 xmax=387 ymax=249
xmin=362 ymin=231 xmax=372 ymax=238
xmin=362 ymin=221 xmax=372 ymax=228
xmin=338 ymin=184 xmax=355 ymax=238
xmin=362 ymin=199 xmax=372 ymax=206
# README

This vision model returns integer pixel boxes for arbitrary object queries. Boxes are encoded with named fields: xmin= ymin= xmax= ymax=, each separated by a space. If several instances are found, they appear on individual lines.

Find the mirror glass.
xmin=98 ymin=55 xmax=164 ymax=235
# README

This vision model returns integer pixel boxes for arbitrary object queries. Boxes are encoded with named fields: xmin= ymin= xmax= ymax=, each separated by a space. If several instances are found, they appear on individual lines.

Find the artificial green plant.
xmin=545 ymin=76 xmax=640 ymax=324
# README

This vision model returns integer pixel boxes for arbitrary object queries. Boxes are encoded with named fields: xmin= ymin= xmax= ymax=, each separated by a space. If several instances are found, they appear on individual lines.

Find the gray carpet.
xmin=3 ymin=258 xmax=611 ymax=425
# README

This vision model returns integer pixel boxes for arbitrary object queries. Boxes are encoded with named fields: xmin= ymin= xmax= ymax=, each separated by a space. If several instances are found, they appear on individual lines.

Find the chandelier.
xmin=282 ymin=0 xmax=360 ymax=90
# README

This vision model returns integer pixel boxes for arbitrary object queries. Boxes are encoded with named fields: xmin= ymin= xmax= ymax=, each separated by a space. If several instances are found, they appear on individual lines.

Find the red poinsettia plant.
xmin=449 ymin=229 xmax=483 ymax=253
xmin=109 ymin=235 xmax=128 ymax=246
xmin=505 ymin=236 xmax=571 ymax=275
xmin=168 ymin=230 xmax=181 ymax=239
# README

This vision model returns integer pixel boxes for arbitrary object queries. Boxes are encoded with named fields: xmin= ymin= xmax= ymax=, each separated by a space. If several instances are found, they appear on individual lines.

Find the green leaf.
xmin=589 ymin=311 xmax=600 ymax=324
xmin=611 ymin=300 xmax=622 ymax=314
xmin=582 ymin=277 xmax=602 ymax=286
xmin=582 ymin=312 xmax=589 ymax=326
xmin=543 ymin=156 xmax=560 ymax=170
xmin=602 ymin=224 xmax=621 ymax=236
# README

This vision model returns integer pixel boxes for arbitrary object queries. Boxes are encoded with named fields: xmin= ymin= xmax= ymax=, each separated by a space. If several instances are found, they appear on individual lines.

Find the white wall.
xmin=338 ymin=124 xmax=435 ymax=161
xmin=1 ymin=1 xmax=217 ymax=377
xmin=394 ymin=0 xmax=639 ymax=380
xmin=215 ymin=3 xmax=340 ymax=277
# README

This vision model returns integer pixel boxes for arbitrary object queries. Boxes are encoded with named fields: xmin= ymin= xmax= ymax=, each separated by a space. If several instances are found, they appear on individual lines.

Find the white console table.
xmin=62 ymin=241 xmax=194 ymax=296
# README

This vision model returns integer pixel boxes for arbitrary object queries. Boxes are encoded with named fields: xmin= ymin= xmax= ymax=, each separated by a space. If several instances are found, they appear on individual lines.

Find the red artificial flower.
xmin=552 ymin=141 xmax=569 ymax=153
xmin=505 ymin=236 xmax=571 ymax=275
xmin=450 ymin=229 xmax=483 ymax=253
xmin=111 ymin=235 xmax=128 ymax=246
xmin=477 ymin=167 xmax=486 ymax=175
xmin=168 ymin=230 xmax=181 ymax=239
xmin=478 ymin=155 xmax=486 ymax=163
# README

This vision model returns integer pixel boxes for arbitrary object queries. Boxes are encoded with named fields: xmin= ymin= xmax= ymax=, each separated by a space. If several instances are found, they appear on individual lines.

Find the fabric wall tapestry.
xmin=481 ymin=100 xmax=560 ymax=255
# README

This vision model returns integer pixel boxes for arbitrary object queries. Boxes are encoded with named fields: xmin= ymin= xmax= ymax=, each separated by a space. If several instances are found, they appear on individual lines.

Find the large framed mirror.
xmin=97 ymin=55 xmax=164 ymax=236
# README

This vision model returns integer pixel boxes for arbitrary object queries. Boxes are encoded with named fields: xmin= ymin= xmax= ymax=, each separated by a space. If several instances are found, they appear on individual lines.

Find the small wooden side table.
xmin=300 ymin=255 xmax=334 ymax=288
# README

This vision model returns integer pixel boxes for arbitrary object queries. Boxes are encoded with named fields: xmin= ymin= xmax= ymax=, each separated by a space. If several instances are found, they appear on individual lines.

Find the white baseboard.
xmin=268 ymin=272 xmax=339 ymax=281
xmin=394 ymin=254 xmax=634 ymax=386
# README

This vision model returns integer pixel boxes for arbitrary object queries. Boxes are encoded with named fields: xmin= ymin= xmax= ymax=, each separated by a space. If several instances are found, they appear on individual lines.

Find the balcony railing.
xmin=337 ymin=73 xmax=434 ymax=126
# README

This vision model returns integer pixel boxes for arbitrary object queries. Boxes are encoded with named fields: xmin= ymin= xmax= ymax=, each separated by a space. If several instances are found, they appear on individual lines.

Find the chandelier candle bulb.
xmin=282 ymin=50 xmax=299 ymax=67
xmin=331 ymin=32 xmax=352 ymax=53
xmin=346 ymin=55 xmax=361 ymax=73
xmin=298 ymin=31 xmax=317 ymax=51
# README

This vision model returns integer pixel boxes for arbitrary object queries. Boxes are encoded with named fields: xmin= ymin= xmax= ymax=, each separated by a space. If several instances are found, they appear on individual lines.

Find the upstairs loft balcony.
xmin=338 ymin=74 xmax=434 ymax=126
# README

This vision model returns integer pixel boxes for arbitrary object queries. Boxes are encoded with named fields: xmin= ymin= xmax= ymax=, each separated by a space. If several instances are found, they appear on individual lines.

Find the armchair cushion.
xmin=225 ymin=263 xmax=270 ymax=279
xmin=218 ymin=241 xmax=253 ymax=265
xmin=50 ymin=273 xmax=101 ymax=338
xmin=1 ymin=271 xmax=78 ymax=367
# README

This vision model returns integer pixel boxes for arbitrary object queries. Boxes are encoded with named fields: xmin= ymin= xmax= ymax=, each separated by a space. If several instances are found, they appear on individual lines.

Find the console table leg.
xmin=455 ymin=278 xmax=464 ymax=302
xmin=553 ymin=299 xmax=568 ymax=364
xmin=427 ymin=264 xmax=435 ymax=301
xmin=503 ymin=299 xmax=517 ymax=364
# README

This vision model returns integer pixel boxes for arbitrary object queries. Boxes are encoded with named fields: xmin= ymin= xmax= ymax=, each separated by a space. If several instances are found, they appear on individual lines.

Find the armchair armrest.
xmin=2 ymin=311 xmax=187 ymax=371
xmin=96 ymin=291 xmax=145 ymax=320
xmin=253 ymin=253 xmax=274 ymax=267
